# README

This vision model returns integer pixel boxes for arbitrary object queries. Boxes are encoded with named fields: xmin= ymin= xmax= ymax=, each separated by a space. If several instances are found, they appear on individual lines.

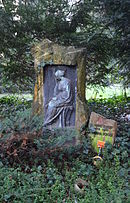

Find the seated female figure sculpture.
xmin=44 ymin=69 xmax=73 ymax=128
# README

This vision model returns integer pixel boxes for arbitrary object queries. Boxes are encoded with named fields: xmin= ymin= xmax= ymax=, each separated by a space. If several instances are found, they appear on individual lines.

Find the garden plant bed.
xmin=0 ymin=95 xmax=129 ymax=202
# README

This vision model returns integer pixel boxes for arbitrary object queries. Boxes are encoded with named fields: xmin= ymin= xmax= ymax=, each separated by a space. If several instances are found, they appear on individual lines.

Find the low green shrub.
xmin=0 ymin=108 xmax=43 ymax=136
xmin=0 ymin=127 xmax=89 ymax=168
xmin=88 ymin=95 xmax=129 ymax=120
xmin=0 ymin=95 xmax=31 ymax=118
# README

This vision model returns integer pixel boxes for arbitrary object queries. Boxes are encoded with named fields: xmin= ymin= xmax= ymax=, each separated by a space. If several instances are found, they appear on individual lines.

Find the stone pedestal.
xmin=32 ymin=39 xmax=88 ymax=130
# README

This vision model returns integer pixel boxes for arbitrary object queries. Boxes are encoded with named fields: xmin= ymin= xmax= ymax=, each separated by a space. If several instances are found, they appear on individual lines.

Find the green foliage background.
xmin=0 ymin=0 xmax=129 ymax=90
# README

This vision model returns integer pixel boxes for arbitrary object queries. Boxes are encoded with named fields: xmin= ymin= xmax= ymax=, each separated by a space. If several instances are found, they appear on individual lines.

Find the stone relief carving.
xmin=43 ymin=69 xmax=73 ymax=128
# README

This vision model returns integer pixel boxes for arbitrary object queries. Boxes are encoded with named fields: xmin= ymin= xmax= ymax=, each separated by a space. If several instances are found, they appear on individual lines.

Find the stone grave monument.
xmin=32 ymin=39 xmax=88 ymax=131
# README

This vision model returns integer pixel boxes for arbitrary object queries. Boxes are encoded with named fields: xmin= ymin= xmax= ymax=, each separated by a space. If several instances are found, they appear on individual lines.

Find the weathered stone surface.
xmin=32 ymin=39 xmax=88 ymax=130
xmin=88 ymin=112 xmax=117 ymax=144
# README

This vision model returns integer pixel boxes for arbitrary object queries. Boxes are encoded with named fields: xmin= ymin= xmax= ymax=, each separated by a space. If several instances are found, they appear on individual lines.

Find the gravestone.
xmin=88 ymin=112 xmax=117 ymax=152
xmin=32 ymin=39 xmax=88 ymax=130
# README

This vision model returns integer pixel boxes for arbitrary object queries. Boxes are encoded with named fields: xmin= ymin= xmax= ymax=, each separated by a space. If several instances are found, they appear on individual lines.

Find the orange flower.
xmin=97 ymin=140 xmax=105 ymax=148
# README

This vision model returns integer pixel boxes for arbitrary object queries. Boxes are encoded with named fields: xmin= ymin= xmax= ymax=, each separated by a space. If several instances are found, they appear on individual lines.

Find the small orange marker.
xmin=97 ymin=140 xmax=105 ymax=148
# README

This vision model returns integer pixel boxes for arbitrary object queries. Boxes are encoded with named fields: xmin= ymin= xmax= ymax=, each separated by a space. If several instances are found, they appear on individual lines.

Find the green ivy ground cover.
xmin=0 ymin=95 xmax=129 ymax=203
xmin=0 ymin=156 xmax=128 ymax=203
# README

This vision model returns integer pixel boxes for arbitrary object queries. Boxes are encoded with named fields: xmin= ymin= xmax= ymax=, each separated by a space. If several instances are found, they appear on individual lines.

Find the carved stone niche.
xmin=32 ymin=39 xmax=88 ymax=130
